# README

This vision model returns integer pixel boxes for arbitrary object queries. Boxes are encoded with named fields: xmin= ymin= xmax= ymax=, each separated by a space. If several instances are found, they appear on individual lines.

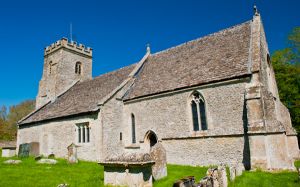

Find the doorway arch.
xmin=144 ymin=130 xmax=158 ymax=148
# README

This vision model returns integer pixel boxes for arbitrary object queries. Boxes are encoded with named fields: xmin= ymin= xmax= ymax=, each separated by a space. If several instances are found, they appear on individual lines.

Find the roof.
xmin=19 ymin=64 xmax=136 ymax=124
xmin=20 ymin=19 xmax=254 ymax=124
xmin=124 ymin=21 xmax=252 ymax=100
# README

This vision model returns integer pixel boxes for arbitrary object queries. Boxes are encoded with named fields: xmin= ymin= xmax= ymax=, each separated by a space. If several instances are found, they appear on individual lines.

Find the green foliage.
xmin=271 ymin=27 xmax=300 ymax=133
xmin=0 ymin=100 xmax=35 ymax=141
xmin=295 ymin=160 xmax=300 ymax=169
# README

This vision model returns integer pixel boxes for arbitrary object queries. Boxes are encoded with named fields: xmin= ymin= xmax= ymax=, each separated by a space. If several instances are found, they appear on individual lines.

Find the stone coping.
xmin=2 ymin=147 xmax=16 ymax=150
xmin=98 ymin=161 xmax=155 ymax=167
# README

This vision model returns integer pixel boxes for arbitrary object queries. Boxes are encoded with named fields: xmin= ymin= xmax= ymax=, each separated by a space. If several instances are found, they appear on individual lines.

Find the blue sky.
xmin=0 ymin=0 xmax=299 ymax=108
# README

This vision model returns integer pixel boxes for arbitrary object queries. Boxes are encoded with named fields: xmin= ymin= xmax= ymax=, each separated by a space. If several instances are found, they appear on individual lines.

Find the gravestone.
xmin=150 ymin=142 xmax=167 ymax=180
xmin=194 ymin=165 xmax=228 ymax=187
xmin=48 ymin=153 xmax=55 ymax=158
xmin=229 ymin=166 xmax=236 ymax=181
xmin=4 ymin=159 xmax=22 ymax=164
xmin=67 ymin=143 xmax=78 ymax=164
xmin=217 ymin=165 xmax=228 ymax=187
xmin=18 ymin=143 xmax=30 ymax=157
xmin=18 ymin=142 xmax=40 ymax=157
xmin=29 ymin=142 xmax=40 ymax=156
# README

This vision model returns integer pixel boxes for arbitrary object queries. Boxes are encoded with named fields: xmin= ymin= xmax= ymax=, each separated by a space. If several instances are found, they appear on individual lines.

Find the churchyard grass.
xmin=0 ymin=149 xmax=299 ymax=187
xmin=229 ymin=169 xmax=299 ymax=187
xmin=153 ymin=164 xmax=208 ymax=186
xmin=0 ymin=152 xmax=103 ymax=186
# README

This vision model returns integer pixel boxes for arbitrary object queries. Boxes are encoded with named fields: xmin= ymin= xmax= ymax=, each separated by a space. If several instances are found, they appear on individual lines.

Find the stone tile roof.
xmin=20 ymin=20 xmax=253 ymax=124
xmin=124 ymin=21 xmax=252 ymax=100
xmin=19 ymin=64 xmax=136 ymax=124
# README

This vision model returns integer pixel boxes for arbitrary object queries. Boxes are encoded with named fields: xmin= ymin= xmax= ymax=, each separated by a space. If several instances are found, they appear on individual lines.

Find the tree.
xmin=271 ymin=27 xmax=300 ymax=133
xmin=0 ymin=105 xmax=7 ymax=121
xmin=0 ymin=100 xmax=35 ymax=140
xmin=6 ymin=100 xmax=35 ymax=130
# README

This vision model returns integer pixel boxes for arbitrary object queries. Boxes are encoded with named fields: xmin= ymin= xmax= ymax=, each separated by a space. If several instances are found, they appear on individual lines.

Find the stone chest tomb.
xmin=99 ymin=153 xmax=155 ymax=187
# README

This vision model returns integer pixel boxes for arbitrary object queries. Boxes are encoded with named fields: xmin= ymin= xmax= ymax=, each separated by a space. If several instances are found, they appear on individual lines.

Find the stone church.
xmin=18 ymin=11 xmax=299 ymax=170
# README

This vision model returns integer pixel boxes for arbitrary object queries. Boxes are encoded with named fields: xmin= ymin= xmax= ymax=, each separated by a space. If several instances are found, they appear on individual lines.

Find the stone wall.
xmin=0 ymin=141 xmax=16 ymax=148
xmin=17 ymin=113 xmax=101 ymax=161
xmin=162 ymin=137 xmax=245 ymax=166
xmin=121 ymin=79 xmax=249 ymax=166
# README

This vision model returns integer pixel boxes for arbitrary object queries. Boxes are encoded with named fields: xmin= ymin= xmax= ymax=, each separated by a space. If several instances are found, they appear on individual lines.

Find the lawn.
xmin=230 ymin=170 xmax=299 ymax=187
xmin=0 ymin=155 xmax=103 ymax=186
xmin=0 ymin=149 xmax=299 ymax=187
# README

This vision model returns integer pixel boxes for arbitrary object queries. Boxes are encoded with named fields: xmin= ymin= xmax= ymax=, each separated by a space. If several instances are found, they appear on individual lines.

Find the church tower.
xmin=36 ymin=38 xmax=93 ymax=109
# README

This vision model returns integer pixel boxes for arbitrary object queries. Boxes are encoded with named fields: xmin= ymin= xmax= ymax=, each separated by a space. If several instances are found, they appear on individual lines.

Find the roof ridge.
xmin=76 ymin=63 xmax=138 ymax=86
xmin=152 ymin=20 xmax=252 ymax=56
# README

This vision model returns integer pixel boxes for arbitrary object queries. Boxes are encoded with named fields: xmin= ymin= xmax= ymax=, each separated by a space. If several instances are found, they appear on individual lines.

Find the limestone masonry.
xmin=17 ymin=11 xmax=299 ymax=171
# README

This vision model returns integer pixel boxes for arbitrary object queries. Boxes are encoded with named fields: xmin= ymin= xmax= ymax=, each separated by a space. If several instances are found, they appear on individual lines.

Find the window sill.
xmin=191 ymin=130 xmax=208 ymax=137
xmin=77 ymin=142 xmax=91 ymax=145
xmin=124 ymin=144 xmax=140 ymax=149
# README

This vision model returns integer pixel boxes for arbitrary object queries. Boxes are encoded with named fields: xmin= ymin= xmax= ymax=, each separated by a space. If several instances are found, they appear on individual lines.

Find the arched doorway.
xmin=144 ymin=130 xmax=158 ymax=149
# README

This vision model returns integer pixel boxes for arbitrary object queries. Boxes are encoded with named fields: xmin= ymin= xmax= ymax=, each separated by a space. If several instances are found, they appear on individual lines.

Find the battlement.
xmin=44 ymin=37 xmax=92 ymax=57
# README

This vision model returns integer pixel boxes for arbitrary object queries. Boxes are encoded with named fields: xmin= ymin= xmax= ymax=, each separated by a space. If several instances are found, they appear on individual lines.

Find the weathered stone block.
xmin=67 ymin=143 xmax=78 ymax=164
xmin=1 ymin=147 xmax=16 ymax=157
xmin=150 ymin=142 xmax=167 ymax=180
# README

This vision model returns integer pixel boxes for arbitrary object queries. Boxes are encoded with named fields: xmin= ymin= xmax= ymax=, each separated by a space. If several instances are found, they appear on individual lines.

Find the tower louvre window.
xmin=49 ymin=61 xmax=53 ymax=75
xmin=75 ymin=62 xmax=82 ymax=75
xmin=190 ymin=91 xmax=208 ymax=131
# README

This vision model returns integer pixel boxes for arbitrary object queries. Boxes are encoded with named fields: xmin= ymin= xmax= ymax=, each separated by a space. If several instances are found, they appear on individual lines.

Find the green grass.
xmin=0 ymin=149 xmax=299 ymax=187
xmin=153 ymin=164 xmax=208 ymax=186
xmin=230 ymin=170 xmax=299 ymax=187
xmin=0 ymin=155 xmax=103 ymax=186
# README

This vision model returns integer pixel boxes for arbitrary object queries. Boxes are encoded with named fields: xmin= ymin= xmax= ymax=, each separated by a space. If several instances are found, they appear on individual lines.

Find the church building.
xmin=17 ymin=11 xmax=299 ymax=170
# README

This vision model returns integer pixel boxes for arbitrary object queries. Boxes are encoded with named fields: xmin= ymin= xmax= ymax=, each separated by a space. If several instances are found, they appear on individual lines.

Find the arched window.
xmin=75 ymin=62 xmax=82 ymax=75
xmin=131 ymin=113 xmax=136 ymax=144
xmin=190 ymin=91 xmax=207 ymax=131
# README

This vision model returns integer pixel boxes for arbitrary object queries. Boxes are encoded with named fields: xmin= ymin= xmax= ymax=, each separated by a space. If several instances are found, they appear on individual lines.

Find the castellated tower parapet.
xmin=44 ymin=37 xmax=92 ymax=57
xmin=36 ymin=38 xmax=93 ymax=109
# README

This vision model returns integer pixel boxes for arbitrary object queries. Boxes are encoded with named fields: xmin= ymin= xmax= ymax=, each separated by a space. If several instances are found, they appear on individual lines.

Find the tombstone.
xmin=29 ymin=142 xmax=40 ymax=156
xmin=67 ymin=143 xmax=78 ymax=164
xmin=18 ymin=142 xmax=40 ymax=158
xmin=35 ymin=155 xmax=42 ymax=161
xmin=4 ymin=159 xmax=22 ymax=164
xmin=235 ymin=163 xmax=245 ymax=177
xmin=173 ymin=176 xmax=195 ymax=187
xmin=229 ymin=166 xmax=236 ymax=181
xmin=18 ymin=143 xmax=30 ymax=157
xmin=48 ymin=153 xmax=55 ymax=158
xmin=217 ymin=165 xmax=228 ymax=187
xmin=150 ymin=142 xmax=167 ymax=180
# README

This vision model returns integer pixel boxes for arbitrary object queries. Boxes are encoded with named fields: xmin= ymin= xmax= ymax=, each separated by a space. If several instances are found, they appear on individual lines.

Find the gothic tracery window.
xmin=191 ymin=92 xmax=207 ymax=131
xmin=75 ymin=62 xmax=82 ymax=75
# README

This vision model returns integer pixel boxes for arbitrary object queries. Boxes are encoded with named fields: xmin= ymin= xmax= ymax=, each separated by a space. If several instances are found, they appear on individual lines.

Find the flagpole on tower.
xmin=70 ymin=22 xmax=73 ymax=42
